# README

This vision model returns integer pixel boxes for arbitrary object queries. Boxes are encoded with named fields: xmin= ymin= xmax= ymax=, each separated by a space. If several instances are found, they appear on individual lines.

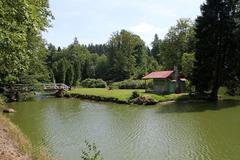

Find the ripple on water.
xmin=7 ymin=99 xmax=240 ymax=160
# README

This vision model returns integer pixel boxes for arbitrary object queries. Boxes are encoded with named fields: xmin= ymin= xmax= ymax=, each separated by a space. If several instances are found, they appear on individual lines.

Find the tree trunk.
xmin=211 ymin=15 xmax=224 ymax=102
xmin=210 ymin=86 xmax=219 ymax=101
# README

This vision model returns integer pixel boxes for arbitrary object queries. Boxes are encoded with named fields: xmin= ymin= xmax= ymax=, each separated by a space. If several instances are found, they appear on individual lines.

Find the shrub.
xmin=112 ymin=80 xmax=150 ymax=89
xmin=81 ymin=140 xmax=103 ymax=160
xmin=185 ymin=80 xmax=195 ymax=93
xmin=130 ymin=95 xmax=157 ymax=105
xmin=129 ymin=91 xmax=140 ymax=100
xmin=0 ymin=94 xmax=7 ymax=105
xmin=81 ymin=79 xmax=107 ymax=88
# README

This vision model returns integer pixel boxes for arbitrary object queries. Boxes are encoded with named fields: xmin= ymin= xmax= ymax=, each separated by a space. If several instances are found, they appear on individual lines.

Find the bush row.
xmin=65 ymin=92 xmax=157 ymax=105
xmin=81 ymin=79 xmax=107 ymax=88
xmin=65 ymin=93 xmax=128 ymax=104
xmin=80 ymin=79 xmax=153 ymax=90
xmin=111 ymin=80 xmax=153 ymax=89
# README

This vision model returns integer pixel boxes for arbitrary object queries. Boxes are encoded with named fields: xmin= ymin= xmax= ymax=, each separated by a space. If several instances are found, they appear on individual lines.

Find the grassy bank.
xmin=0 ymin=97 xmax=51 ymax=160
xmin=68 ymin=88 xmax=187 ymax=103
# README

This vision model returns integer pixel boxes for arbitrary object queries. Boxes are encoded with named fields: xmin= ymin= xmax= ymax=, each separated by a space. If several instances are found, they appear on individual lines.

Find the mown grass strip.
xmin=68 ymin=88 xmax=187 ymax=103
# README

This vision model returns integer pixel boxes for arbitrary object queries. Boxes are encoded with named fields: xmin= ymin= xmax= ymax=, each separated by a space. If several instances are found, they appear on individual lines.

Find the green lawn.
xmin=68 ymin=88 xmax=187 ymax=102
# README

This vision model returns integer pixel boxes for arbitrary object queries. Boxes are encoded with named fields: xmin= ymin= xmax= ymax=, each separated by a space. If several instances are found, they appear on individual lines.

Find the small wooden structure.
xmin=143 ymin=70 xmax=186 ymax=94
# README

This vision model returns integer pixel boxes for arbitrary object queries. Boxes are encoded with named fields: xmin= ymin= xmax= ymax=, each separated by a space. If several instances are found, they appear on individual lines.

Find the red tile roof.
xmin=143 ymin=71 xmax=174 ymax=79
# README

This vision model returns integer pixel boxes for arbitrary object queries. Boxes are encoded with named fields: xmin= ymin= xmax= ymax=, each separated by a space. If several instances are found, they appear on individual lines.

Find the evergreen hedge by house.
xmin=112 ymin=80 xmax=153 ymax=89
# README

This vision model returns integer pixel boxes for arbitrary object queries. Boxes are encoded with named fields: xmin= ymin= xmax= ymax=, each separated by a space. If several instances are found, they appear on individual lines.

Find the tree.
xmin=151 ymin=34 xmax=161 ymax=64
xmin=46 ymin=44 xmax=58 ymax=82
xmin=146 ymin=57 xmax=161 ymax=73
xmin=47 ymin=38 xmax=92 ymax=86
xmin=0 ymin=0 xmax=52 ymax=85
xmin=107 ymin=30 xmax=148 ymax=81
xmin=73 ymin=61 xmax=81 ymax=86
xmin=160 ymin=19 xmax=195 ymax=70
xmin=95 ymin=55 xmax=109 ymax=80
xmin=181 ymin=53 xmax=195 ymax=79
xmin=53 ymin=58 xmax=68 ymax=83
xmin=65 ymin=65 xmax=74 ymax=86
xmin=83 ymin=54 xmax=99 ymax=79
xmin=87 ymin=44 xmax=108 ymax=55
xmin=192 ymin=0 xmax=240 ymax=99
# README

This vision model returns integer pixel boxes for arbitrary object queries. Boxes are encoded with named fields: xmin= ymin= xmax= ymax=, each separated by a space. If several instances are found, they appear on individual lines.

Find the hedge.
xmin=111 ymin=80 xmax=153 ymax=89
xmin=81 ymin=79 xmax=107 ymax=88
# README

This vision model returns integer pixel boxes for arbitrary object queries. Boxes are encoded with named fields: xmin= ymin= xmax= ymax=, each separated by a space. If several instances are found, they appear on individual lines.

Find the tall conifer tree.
xmin=193 ymin=0 xmax=240 ymax=99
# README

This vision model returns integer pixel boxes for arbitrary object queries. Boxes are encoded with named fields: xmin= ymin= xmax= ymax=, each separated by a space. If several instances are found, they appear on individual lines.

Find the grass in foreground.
xmin=69 ymin=88 xmax=187 ymax=102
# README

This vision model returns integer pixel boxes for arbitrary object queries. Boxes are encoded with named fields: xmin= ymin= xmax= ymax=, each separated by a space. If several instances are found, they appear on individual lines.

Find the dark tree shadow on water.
xmin=157 ymin=99 xmax=240 ymax=113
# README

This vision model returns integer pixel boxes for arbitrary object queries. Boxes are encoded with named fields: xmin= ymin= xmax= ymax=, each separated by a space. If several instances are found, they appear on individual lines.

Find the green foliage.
xmin=181 ymin=53 xmax=195 ymax=78
xmin=19 ymin=36 xmax=50 ymax=85
xmin=65 ymin=65 xmax=75 ymax=86
xmin=46 ymin=23 xmax=195 ymax=85
xmin=107 ymin=30 xmax=148 ymax=81
xmin=83 ymin=53 xmax=98 ymax=79
xmin=130 ymin=95 xmax=157 ymax=105
xmin=146 ymin=56 xmax=162 ymax=73
xmin=0 ymin=0 xmax=53 ymax=85
xmin=86 ymin=44 xmax=108 ymax=55
xmin=226 ymin=81 xmax=240 ymax=96
xmin=160 ymin=19 xmax=196 ymax=70
xmin=81 ymin=141 xmax=103 ymax=160
xmin=151 ymin=34 xmax=161 ymax=64
xmin=81 ymin=79 xmax=107 ymax=88
xmin=129 ymin=91 xmax=140 ymax=100
xmin=69 ymin=88 xmax=187 ymax=102
xmin=192 ymin=0 xmax=240 ymax=98
xmin=113 ymin=80 xmax=147 ymax=89
xmin=95 ymin=55 xmax=109 ymax=80
xmin=53 ymin=58 xmax=69 ymax=83
xmin=0 ymin=94 xmax=7 ymax=105
xmin=185 ymin=80 xmax=195 ymax=93
xmin=47 ymin=39 xmax=91 ymax=85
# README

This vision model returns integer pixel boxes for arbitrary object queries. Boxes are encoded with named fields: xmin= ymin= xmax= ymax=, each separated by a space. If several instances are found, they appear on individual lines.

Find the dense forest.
xmin=1 ymin=0 xmax=240 ymax=100
xmin=46 ymin=19 xmax=196 ymax=85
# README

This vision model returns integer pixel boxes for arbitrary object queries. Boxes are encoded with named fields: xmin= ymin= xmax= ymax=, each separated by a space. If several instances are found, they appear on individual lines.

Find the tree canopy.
xmin=0 ymin=0 xmax=53 ymax=85
xmin=192 ymin=0 xmax=240 ymax=99
xmin=2 ymin=0 xmax=240 ymax=100
xmin=160 ymin=19 xmax=196 ymax=70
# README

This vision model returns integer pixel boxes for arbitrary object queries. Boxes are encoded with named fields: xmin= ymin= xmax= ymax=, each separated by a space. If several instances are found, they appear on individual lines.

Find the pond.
xmin=7 ymin=97 xmax=240 ymax=160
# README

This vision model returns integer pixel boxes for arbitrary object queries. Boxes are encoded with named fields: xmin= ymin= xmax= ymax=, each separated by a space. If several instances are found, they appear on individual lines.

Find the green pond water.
xmin=6 ymin=97 xmax=240 ymax=160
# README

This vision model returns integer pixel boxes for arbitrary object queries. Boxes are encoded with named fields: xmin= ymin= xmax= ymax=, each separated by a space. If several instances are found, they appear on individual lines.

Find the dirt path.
xmin=0 ymin=117 xmax=32 ymax=160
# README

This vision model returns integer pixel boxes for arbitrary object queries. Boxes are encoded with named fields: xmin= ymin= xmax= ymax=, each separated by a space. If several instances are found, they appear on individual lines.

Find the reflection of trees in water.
xmin=53 ymin=98 xmax=82 ymax=118
xmin=157 ymin=99 xmax=240 ymax=113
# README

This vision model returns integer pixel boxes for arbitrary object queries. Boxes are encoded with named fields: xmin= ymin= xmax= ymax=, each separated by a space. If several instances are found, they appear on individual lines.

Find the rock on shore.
xmin=3 ymin=108 xmax=16 ymax=113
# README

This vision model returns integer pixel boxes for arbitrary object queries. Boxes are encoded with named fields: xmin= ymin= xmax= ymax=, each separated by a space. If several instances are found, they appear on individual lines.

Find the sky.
xmin=42 ymin=0 xmax=205 ymax=47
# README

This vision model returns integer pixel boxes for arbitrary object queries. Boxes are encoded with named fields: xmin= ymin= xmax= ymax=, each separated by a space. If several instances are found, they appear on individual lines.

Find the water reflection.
xmin=157 ymin=99 xmax=240 ymax=113
xmin=7 ymin=98 xmax=240 ymax=160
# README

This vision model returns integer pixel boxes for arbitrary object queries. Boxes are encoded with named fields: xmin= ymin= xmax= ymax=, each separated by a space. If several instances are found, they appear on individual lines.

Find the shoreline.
xmin=64 ymin=88 xmax=231 ymax=105
xmin=63 ymin=92 xmax=204 ymax=105
xmin=64 ymin=93 xmax=130 ymax=104
xmin=65 ymin=88 xmax=189 ymax=105
xmin=0 ymin=100 xmax=50 ymax=160
xmin=0 ymin=115 xmax=32 ymax=160
xmin=64 ymin=93 xmax=210 ymax=105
